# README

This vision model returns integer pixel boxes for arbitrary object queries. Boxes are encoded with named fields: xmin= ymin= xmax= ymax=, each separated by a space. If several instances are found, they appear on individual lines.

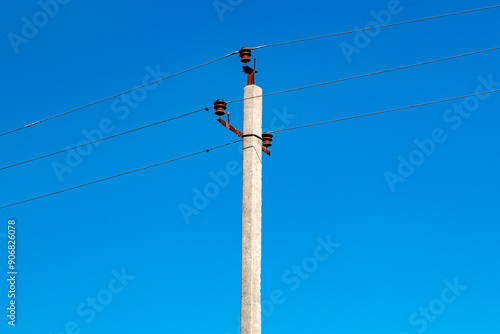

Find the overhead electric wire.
xmin=0 ymin=51 xmax=238 ymax=138
xmin=5 ymin=90 xmax=498 ymax=210
xmin=250 ymin=5 xmax=500 ymax=50
xmin=3 ymin=46 xmax=499 ymax=172
xmin=4 ymin=5 xmax=499 ymax=139
xmin=268 ymin=89 xmax=500 ymax=134
xmin=0 ymin=140 xmax=242 ymax=210
xmin=0 ymin=107 xmax=209 ymax=171
xmin=227 ymin=46 xmax=500 ymax=104
xmin=3 ymin=5 xmax=498 ymax=138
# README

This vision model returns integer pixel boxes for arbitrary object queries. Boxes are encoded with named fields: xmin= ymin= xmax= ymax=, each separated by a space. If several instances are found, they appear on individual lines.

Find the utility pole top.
xmin=239 ymin=47 xmax=257 ymax=86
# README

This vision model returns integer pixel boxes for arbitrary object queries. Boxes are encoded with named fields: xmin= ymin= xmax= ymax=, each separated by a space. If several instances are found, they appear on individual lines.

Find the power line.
xmin=0 ymin=51 xmax=238 ymax=138
xmin=3 ymin=5 xmax=499 ymax=138
xmin=227 ymin=46 xmax=500 ymax=104
xmin=4 ymin=46 xmax=497 ymax=172
xmin=0 ymin=140 xmax=242 ymax=210
xmin=0 ymin=107 xmax=208 ymax=171
xmin=7 ymin=90 xmax=496 ymax=208
xmin=250 ymin=5 xmax=500 ymax=50
xmin=269 ymin=89 xmax=500 ymax=134
xmin=3 ymin=5 xmax=498 ymax=139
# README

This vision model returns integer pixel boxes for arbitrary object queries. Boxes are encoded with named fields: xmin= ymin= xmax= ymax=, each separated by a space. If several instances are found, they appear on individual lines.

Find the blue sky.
xmin=1 ymin=0 xmax=500 ymax=333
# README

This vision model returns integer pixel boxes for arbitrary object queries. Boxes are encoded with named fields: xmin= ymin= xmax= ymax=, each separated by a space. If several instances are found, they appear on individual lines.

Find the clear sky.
xmin=1 ymin=0 xmax=499 ymax=333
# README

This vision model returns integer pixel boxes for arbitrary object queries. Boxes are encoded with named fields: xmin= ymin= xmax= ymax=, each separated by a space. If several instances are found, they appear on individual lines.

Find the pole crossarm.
xmin=217 ymin=119 xmax=271 ymax=156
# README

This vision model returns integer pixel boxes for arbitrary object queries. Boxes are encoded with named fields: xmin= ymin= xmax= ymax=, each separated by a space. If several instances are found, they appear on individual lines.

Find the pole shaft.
xmin=241 ymin=85 xmax=262 ymax=334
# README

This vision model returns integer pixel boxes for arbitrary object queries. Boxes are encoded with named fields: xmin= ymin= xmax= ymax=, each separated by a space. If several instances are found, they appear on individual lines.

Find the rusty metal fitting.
xmin=262 ymin=132 xmax=273 ymax=148
xmin=239 ymin=47 xmax=252 ymax=63
xmin=214 ymin=99 xmax=227 ymax=116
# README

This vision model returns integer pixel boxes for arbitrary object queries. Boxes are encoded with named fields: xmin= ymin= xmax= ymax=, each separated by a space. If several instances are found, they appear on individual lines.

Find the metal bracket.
xmin=243 ymin=59 xmax=257 ymax=86
xmin=218 ymin=118 xmax=243 ymax=137
xmin=217 ymin=119 xmax=270 ymax=156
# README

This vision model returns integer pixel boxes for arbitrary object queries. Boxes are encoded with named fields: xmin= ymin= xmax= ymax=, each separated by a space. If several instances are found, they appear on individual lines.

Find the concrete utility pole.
xmin=214 ymin=47 xmax=273 ymax=334
xmin=241 ymin=83 xmax=263 ymax=334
